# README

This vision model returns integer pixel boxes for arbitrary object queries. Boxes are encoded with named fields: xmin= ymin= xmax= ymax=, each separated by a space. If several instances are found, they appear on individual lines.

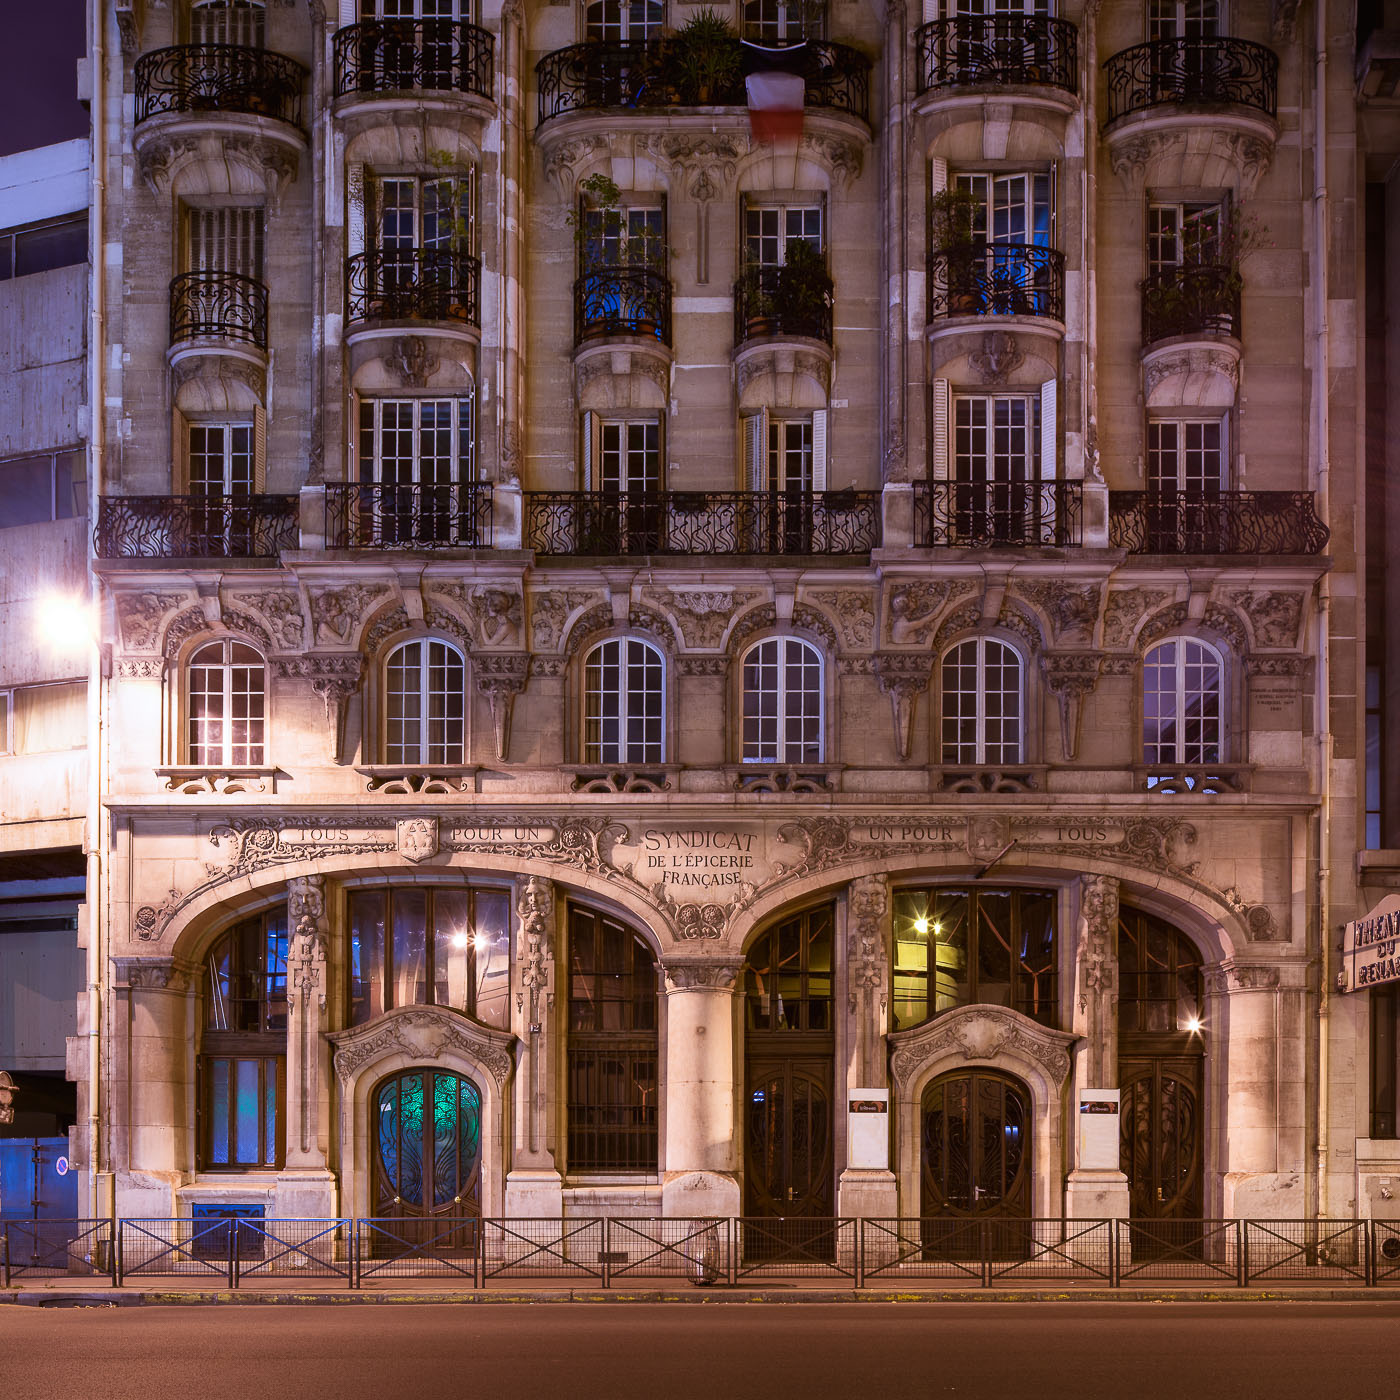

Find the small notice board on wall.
xmin=847 ymin=1090 xmax=889 ymax=1169
xmin=1077 ymin=1089 xmax=1120 ymax=1170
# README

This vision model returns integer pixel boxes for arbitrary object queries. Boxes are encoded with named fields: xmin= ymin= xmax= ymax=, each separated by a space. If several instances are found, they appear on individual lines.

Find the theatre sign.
xmin=1340 ymin=895 xmax=1400 ymax=992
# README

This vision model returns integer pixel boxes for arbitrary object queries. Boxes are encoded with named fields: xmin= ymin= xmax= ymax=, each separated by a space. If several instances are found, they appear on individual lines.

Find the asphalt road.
xmin=3 ymin=1302 xmax=1396 ymax=1400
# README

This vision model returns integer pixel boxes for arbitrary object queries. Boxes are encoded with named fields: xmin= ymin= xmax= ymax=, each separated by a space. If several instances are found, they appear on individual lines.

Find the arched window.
xmin=940 ymin=638 xmax=1022 ymax=764
xmin=199 ymin=906 xmax=288 ymax=1170
xmin=190 ymin=0 xmax=265 ymax=47
xmin=348 ymin=885 xmax=510 ymax=1027
xmin=583 ymin=638 xmax=664 ymax=762
xmin=891 ymin=887 xmax=1057 ymax=1029
xmin=567 ymin=906 xmax=658 ymax=1172
xmin=586 ymin=0 xmax=664 ymax=42
xmin=741 ymin=637 xmax=823 ymax=762
xmin=188 ymin=639 xmax=266 ymax=766
xmin=1117 ymin=907 xmax=1203 ymax=1036
xmin=385 ymin=638 xmax=466 ymax=763
xmin=1143 ymin=638 xmax=1222 ymax=765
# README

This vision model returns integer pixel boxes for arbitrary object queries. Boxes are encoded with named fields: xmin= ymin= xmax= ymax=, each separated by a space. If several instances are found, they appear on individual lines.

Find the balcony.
xmin=1108 ymin=491 xmax=1330 ymax=555
xmin=914 ymin=480 xmax=1082 ymax=548
xmin=169 ymin=270 xmax=268 ymax=351
xmin=927 ymin=246 xmax=1065 ymax=323
xmin=916 ymin=16 xmax=1078 ymax=96
xmin=575 ymin=266 xmax=671 ymax=346
xmin=536 ymin=38 xmax=870 ymax=125
xmin=734 ymin=263 xmax=834 ymax=347
xmin=95 ymin=495 xmax=298 ymax=561
xmin=524 ymin=490 xmax=880 ymax=557
xmin=345 ymin=248 xmax=481 ymax=331
xmin=1102 ymin=38 xmax=1279 ymax=195
xmin=1104 ymin=37 xmax=1277 ymax=122
xmin=1141 ymin=264 xmax=1240 ymax=346
xmin=333 ymin=20 xmax=493 ymax=102
xmin=324 ymin=482 xmax=493 ymax=550
xmin=134 ymin=44 xmax=306 ymax=127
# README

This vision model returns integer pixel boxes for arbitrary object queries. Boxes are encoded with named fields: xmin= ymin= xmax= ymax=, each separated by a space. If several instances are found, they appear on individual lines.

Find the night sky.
xmin=0 ymin=3 xmax=89 ymax=159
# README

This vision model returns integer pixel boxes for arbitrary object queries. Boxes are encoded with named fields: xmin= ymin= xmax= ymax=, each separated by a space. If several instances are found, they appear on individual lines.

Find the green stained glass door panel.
xmin=373 ymin=1069 xmax=482 ymax=1221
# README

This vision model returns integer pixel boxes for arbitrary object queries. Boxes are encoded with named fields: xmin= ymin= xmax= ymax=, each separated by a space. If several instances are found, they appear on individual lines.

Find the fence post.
xmin=472 ymin=1218 xmax=483 ymax=1290
xmin=1236 ymin=1220 xmax=1246 ymax=1288
xmin=855 ymin=1218 xmax=864 ymax=1290
xmin=1366 ymin=1219 xmax=1376 ymax=1288
xmin=980 ymin=1219 xmax=991 ymax=1289
xmin=107 ymin=1218 xmax=118 ymax=1288
xmin=728 ymin=1217 xmax=738 ymax=1287
xmin=115 ymin=1219 xmax=124 ymax=1287
xmin=229 ymin=1218 xmax=239 ymax=1290
xmin=1109 ymin=1218 xmax=1119 ymax=1288
xmin=601 ymin=1217 xmax=611 ymax=1289
xmin=2 ymin=1224 xmax=9 ymax=1288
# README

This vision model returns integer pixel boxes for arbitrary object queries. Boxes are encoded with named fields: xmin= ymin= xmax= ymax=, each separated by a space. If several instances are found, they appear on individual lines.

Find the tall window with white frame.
xmin=743 ymin=0 xmax=825 ymax=41
xmin=577 ymin=199 xmax=666 ymax=343
xmin=188 ymin=639 xmax=266 ymax=768
xmin=1146 ymin=417 xmax=1225 ymax=551
xmin=1147 ymin=0 xmax=1219 ymax=40
xmin=740 ymin=408 xmax=828 ymax=553
xmin=585 ymin=0 xmax=664 ymax=41
xmin=385 ymin=638 xmax=467 ymax=765
xmin=579 ymin=413 xmax=662 ymax=552
xmin=358 ymin=396 xmax=478 ymax=546
xmin=742 ymin=638 xmax=824 ymax=763
xmin=186 ymin=418 xmax=262 ymax=555
xmin=177 ymin=204 xmax=266 ymax=348
xmin=189 ymin=0 xmax=266 ymax=46
xmin=583 ymin=638 xmax=664 ymax=763
xmin=739 ymin=199 xmax=829 ymax=342
xmin=1142 ymin=638 xmax=1223 ymax=781
xmin=940 ymin=637 xmax=1023 ymax=765
xmin=951 ymin=394 xmax=1039 ymax=544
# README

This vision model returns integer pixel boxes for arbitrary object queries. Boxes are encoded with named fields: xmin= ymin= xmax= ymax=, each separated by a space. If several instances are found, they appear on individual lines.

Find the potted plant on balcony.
xmin=775 ymin=239 xmax=834 ymax=337
xmin=653 ymin=8 xmax=743 ymax=105
xmin=929 ymin=185 xmax=981 ymax=315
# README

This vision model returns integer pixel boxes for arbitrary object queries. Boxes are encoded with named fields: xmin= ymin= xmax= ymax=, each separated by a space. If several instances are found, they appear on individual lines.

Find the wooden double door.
xmin=743 ymin=1055 xmax=834 ymax=1219
xmin=1119 ymin=1055 xmax=1204 ymax=1221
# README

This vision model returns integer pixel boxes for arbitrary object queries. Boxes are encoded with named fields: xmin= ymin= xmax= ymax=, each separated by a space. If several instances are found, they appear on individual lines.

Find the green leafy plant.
xmin=654 ymin=8 xmax=743 ymax=105
xmin=776 ymin=238 xmax=833 ymax=324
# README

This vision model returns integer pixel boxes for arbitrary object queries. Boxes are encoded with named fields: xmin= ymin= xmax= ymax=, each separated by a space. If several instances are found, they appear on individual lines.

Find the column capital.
xmin=662 ymin=958 xmax=745 ymax=991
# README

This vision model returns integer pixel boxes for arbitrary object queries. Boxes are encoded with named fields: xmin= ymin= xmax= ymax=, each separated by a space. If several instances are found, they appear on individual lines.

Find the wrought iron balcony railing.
xmin=169 ymin=270 xmax=269 ymax=349
xmin=524 ymin=490 xmax=880 ymax=556
xmin=95 ymin=494 xmax=298 ymax=560
xmin=1108 ymin=491 xmax=1330 ymax=555
xmin=345 ymin=248 xmax=481 ymax=327
xmin=134 ymin=44 xmax=307 ymax=127
xmin=1141 ymin=264 xmax=1240 ymax=344
xmin=734 ymin=263 xmax=834 ymax=346
xmin=575 ymin=266 xmax=671 ymax=345
xmin=1104 ymin=36 xmax=1278 ymax=123
xmin=914 ymin=480 xmax=1082 ymax=548
xmin=536 ymin=38 xmax=869 ymax=124
xmin=916 ymin=16 xmax=1078 ymax=95
xmin=325 ymin=482 xmax=493 ymax=550
xmin=928 ymin=246 xmax=1066 ymax=322
xmin=333 ymin=20 xmax=493 ymax=101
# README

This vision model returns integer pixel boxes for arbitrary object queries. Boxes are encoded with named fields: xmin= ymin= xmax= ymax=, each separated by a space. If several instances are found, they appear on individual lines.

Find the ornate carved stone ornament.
xmin=1015 ymin=580 xmax=1102 ymax=644
xmin=117 ymin=658 xmax=166 ymax=679
xmin=362 ymin=605 xmax=412 ymax=657
xmin=397 ymin=817 xmax=441 ymax=864
xmin=1271 ymin=0 xmax=1301 ymax=43
xmin=734 ymin=346 xmax=832 ymax=403
xmin=1101 ymin=587 xmax=1173 ymax=650
xmin=134 ymin=890 xmax=184 ymax=942
xmin=383 ymin=336 xmax=440 ymax=388
xmin=1107 ymin=128 xmax=1275 ymax=201
xmin=517 ymin=875 xmax=555 ymax=1030
xmin=888 ymin=1005 xmax=1078 ymax=1087
xmin=650 ymin=133 xmax=745 ymax=201
xmin=0 ymin=1069 xmax=14 ymax=1125
xmin=1042 ymin=652 xmax=1102 ymax=760
xmin=543 ymin=135 xmax=606 ymax=197
xmin=930 ymin=600 xmax=986 ymax=656
xmin=561 ymin=602 xmax=616 ymax=658
xmin=113 ymin=957 xmax=192 ymax=992
xmin=1221 ymin=885 xmax=1284 ymax=942
xmin=1142 ymin=346 xmax=1240 ymax=403
xmin=639 ymin=587 xmax=762 ymax=649
xmin=678 ymin=656 xmax=729 ymax=676
xmin=799 ymin=132 xmax=864 ymax=190
xmin=310 ymin=584 xmax=391 ymax=646
xmin=875 ymin=652 xmax=933 ymax=760
xmin=1078 ymin=874 xmax=1118 ymax=1015
xmin=474 ymin=652 xmax=529 ymax=760
xmin=807 ymin=589 xmax=875 ymax=650
xmin=172 ymin=353 xmax=264 ymax=400
xmin=530 ymin=589 xmax=601 ymax=651
xmin=1221 ymin=589 xmax=1305 ymax=650
xmin=1246 ymin=654 xmax=1304 ymax=677
xmin=275 ymin=653 xmax=364 ymax=761
xmin=117 ymin=592 xmax=185 ymax=653
xmin=137 ymin=131 xmax=299 ymax=201
xmin=663 ymin=959 xmax=744 ymax=990
xmin=884 ymin=580 xmax=975 ymax=647
xmin=848 ymin=874 xmax=889 ymax=1016
xmin=330 ymin=1005 xmax=515 ymax=1086
xmin=969 ymin=330 xmax=1025 ymax=386
xmin=229 ymin=589 xmax=306 ymax=652
xmin=1204 ymin=959 xmax=1282 ymax=995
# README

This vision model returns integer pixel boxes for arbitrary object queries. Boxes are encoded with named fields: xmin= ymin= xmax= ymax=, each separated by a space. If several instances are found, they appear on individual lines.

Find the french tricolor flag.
xmin=744 ymin=46 xmax=805 ymax=147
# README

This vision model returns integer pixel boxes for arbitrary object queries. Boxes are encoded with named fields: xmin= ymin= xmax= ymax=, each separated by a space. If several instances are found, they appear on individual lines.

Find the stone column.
xmin=838 ymin=875 xmax=898 ymax=1219
xmin=504 ymin=875 xmax=563 ymax=1217
xmin=279 ymin=875 xmax=336 ymax=1217
xmin=660 ymin=958 xmax=743 ymax=1218
xmin=1066 ymin=873 xmax=1131 ymax=1219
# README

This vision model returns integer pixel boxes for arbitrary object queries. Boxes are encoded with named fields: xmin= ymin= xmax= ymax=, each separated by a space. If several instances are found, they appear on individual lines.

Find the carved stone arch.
xmin=726 ymin=605 xmax=777 ymax=659
xmin=219 ymin=608 xmax=275 ymax=655
xmin=626 ymin=603 xmax=681 ymax=657
xmin=136 ymin=127 xmax=303 ymax=202
xmin=995 ymin=598 xmax=1046 ymax=658
xmin=1135 ymin=603 xmax=1190 ymax=653
xmin=163 ymin=607 xmax=276 ymax=664
xmin=561 ymin=603 xmax=616 ymax=660
xmin=735 ymin=146 xmax=831 ymax=196
xmin=344 ymin=121 xmax=484 ymax=173
xmin=162 ymin=605 xmax=216 ymax=661
xmin=731 ymin=615 xmax=834 ymax=673
xmin=361 ymin=604 xmax=413 ymax=659
xmin=1201 ymin=603 xmax=1249 ymax=659
xmin=173 ymin=355 xmax=266 ymax=415
xmin=931 ymin=600 xmax=985 ymax=656
xmin=423 ymin=603 xmax=476 ymax=657
xmin=789 ymin=603 xmax=842 ymax=658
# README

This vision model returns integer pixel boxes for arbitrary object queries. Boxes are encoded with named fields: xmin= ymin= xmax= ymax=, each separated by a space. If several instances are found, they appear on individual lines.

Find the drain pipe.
xmin=1310 ymin=0 xmax=1333 ymax=1223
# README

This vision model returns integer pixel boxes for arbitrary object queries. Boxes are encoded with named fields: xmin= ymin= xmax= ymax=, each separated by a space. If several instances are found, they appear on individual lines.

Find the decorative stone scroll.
xmin=1077 ymin=874 xmax=1120 ymax=1087
xmin=889 ymin=1005 xmax=1077 ymax=1088
xmin=330 ymin=1006 xmax=514 ymax=1087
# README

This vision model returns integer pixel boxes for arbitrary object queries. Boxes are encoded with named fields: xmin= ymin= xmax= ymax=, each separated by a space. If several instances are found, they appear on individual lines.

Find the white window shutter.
xmin=810 ymin=410 xmax=828 ymax=492
xmin=929 ymin=156 xmax=948 ymax=199
xmin=253 ymin=404 xmax=267 ymax=493
xmin=922 ymin=0 xmax=942 ymax=21
xmin=347 ymin=162 xmax=366 ymax=258
xmin=743 ymin=411 xmax=767 ymax=491
xmin=1040 ymin=379 xmax=1057 ymax=480
xmin=581 ymin=410 xmax=597 ymax=490
xmin=172 ymin=409 xmax=187 ymax=492
xmin=931 ymin=378 xmax=950 ymax=482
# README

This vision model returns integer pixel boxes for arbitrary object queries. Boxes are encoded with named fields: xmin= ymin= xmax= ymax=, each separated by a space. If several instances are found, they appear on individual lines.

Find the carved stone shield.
xmin=397 ymin=817 xmax=440 ymax=864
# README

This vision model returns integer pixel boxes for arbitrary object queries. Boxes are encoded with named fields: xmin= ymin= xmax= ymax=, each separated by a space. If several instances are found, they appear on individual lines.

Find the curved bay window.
xmin=349 ymin=885 xmax=510 ymax=1027
xmin=188 ymin=639 xmax=266 ymax=767
xmin=891 ymin=887 xmax=1056 ymax=1029
xmin=567 ymin=906 xmax=658 ymax=1173
xmin=385 ymin=638 xmax=466 ymax=764
xmin=199 ymin=907 xmax=288 ymax=1170
xmin=741 ymin=637 xmax=823 ymax=763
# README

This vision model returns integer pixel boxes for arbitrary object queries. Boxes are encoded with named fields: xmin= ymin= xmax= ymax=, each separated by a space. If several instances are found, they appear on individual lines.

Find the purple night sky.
xmin=0 ymin=3 xmax=89 ymax=158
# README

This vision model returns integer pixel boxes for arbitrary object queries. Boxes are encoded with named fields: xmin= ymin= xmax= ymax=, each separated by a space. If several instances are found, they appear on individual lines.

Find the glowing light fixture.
xmin=1186 ymin=1016 xmax=1203 ymax=1033
xmin=914 ymin=916 xmax=929 ymax=935
xmin=450 ymin=931 xmax=470 ymax=950
xmin=38 ymin=592 xmax=96 ymax=646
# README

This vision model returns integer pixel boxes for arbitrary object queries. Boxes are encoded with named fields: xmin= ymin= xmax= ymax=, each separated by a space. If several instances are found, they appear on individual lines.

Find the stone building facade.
xmin=80 ymin=0 xmax=1371 ymax=1234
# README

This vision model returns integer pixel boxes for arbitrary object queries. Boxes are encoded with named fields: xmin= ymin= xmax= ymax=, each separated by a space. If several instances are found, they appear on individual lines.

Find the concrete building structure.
xmin=62 ymin=0 xmax=1387 ymax=1243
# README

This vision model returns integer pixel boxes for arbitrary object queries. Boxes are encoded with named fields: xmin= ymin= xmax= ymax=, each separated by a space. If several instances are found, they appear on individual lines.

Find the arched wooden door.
xmin=920 ymin=1070 xmax=1032 ymax=1221
xmin=1119 ymin=1057 xmax=1203 ymax=1220
xmin=745 ymin=1060 xmax=833 ymax=1217
xmin=372 ymin=1069 xmax=482 ymax=1239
